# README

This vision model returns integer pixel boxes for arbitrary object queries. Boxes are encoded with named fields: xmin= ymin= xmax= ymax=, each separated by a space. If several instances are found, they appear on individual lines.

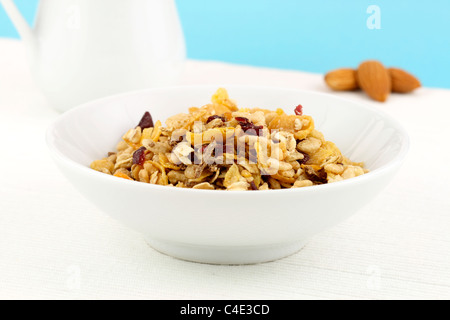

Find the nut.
xmin=357 ymin=60 xmax=391 ymax=102
xmin=389 ymin=68 xmax=421 ymax=93
xmin=325 ymin=68 xmax=358 ymax=91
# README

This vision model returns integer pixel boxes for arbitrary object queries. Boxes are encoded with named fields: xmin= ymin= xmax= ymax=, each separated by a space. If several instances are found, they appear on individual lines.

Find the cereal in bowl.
xmin=90 ymin=88 xmax=368 ymax=190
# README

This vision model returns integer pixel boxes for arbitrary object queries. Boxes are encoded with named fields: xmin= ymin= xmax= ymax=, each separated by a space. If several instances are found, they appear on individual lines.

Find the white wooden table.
xmin=1 ymin=39 xmax=449 ymax=300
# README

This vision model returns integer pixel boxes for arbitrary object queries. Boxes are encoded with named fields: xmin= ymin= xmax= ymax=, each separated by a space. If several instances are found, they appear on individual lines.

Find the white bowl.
xmin=46 ymin=85 xmax=409 ymax=264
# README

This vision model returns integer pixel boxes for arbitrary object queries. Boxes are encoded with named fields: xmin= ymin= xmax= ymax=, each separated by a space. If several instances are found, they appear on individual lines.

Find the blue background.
xmin=1 ymin=0 xmax=449 ymax=88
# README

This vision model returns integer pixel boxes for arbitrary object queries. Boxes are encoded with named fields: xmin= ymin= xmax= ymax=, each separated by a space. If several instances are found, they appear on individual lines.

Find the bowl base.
xmin=145 ymin=238 xmax=308 ymax=265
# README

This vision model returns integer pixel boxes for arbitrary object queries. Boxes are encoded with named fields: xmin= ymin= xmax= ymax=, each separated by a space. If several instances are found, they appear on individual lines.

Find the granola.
xmin=91 ymin=88 xmax=368 ymax=190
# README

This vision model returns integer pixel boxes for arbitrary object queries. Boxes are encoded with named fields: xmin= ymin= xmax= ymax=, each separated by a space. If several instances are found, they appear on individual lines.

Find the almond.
xmin=325 ymin=68 xmax=359 ymax=91
xmin=389 ymin=68 xmax=421 ymax=93
xmin=357 ymin=60 xmax=391 ymax=102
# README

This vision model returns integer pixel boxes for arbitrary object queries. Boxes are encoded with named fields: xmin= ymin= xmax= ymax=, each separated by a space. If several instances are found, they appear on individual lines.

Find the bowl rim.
xmin=46 ymin=84 xmax=410 ymax=195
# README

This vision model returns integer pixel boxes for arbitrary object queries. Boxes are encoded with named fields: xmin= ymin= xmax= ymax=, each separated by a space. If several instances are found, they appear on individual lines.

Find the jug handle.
xmin=0 ymin=0 xmax=35 ymax=43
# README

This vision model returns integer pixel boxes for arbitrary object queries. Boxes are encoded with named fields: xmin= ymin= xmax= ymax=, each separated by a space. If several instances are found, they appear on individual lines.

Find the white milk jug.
xmin=1 ymin=0 xmax=186 ymax=112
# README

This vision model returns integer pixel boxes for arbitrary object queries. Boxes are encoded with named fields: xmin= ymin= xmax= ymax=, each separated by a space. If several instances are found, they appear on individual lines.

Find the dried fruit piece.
xmin=132 ymin=147 xmax=147 ymax=165
xmin=235 ymin=117 xmax=250 ymax=123
xmin=388 ymin=68 xmax=421 ymax=93
xmin=206 ymin=115 xmax=226 ymax=124
xmin=357 ymin=60 xmax=391 ymax=102
xmin=137 ymin=111 xmax=154 ymax=129
xmin=114 ymin=171 xmax=133 ymax=180
xmin=294 ymin=105 xmax=303 ymax=116
xmin=299 ymin=152 xmax=310 ymax=165
xmin=325 ymin=68 xmax=358 ymax=91
xmin=235 ymin=117 xmax=263 ymax=134
xmin=235 ymin=116 xmax=264 ymax=134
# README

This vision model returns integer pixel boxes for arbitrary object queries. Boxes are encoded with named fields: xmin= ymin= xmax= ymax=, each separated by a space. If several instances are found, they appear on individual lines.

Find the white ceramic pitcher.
xmin=1 ymin=0 xmax=186 ymax=112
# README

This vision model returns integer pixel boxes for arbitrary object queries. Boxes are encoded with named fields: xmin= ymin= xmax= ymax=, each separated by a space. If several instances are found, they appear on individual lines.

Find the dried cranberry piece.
xmin=132 ymin=147 xmax=147 ymax=165
xmin=137 ymin=111 xmax=154 ymax=129
xmin=294 ymin=104 xmax=303 ymax=116
xmin=206 ymin=115 xmax=226 ymax=124
xmin=244 ymin=127 xmax=264 ymax=136
xmin=236 ymin=117 xmax=264 ymax=136
xmin=235 ymin=117 xmax=251 ymax=124
xmin=299 ymin=152 xmax=310 ymax=165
